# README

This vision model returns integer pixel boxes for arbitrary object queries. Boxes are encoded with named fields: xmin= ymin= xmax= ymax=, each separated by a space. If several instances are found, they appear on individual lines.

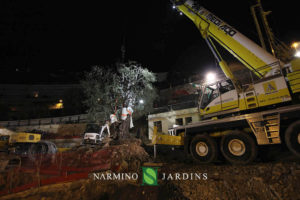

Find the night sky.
xmin=0 ymin=0 xmax=299 ymax=78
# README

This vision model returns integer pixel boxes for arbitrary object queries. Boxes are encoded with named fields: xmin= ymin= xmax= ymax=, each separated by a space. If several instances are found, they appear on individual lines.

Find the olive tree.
xmin=81 ymin=61 xmax=157 ymax=137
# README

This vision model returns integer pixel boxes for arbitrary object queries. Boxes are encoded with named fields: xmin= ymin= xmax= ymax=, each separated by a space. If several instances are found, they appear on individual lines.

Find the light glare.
xmin=206 ymin=72 xmax=216 ymax=82
xmin=292 ymin=42 xmax=299 ymax=49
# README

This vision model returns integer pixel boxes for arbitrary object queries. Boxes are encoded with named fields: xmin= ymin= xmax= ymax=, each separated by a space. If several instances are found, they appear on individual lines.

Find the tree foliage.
xmin=81 ymin=61 xmax=157 ymax=122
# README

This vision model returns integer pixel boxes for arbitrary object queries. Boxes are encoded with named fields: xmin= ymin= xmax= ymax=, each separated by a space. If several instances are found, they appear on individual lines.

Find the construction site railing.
xmin=0 ymin=114 xmax=91 ymax=128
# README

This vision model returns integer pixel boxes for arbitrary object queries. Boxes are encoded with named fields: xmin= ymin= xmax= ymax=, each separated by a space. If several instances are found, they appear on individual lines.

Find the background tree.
xmin=62 ymin=88 xmax=86 ymax=116
xmin=81 ymin=67 xmax=117 ymax=122
xmin=81 ymin=61 xmax=157 ymax=137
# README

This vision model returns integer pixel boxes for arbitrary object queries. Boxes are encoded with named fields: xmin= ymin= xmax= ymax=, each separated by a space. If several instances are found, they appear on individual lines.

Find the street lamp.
xmin=292 ymin=42 xmax=299 ymax=49
xmin=139 ymin=99 xmax=144 ymax=104
xmin=291 ymin=42 xmax=300 ymax=57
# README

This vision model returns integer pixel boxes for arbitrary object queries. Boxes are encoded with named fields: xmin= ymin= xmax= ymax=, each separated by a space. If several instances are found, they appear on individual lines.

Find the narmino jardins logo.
xmin=141 ymin=167 xmax=159 ymax=186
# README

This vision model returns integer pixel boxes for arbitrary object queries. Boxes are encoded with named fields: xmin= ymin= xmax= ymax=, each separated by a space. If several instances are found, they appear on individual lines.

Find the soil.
xmin=1 ymin=140 xmax=300 ymax=200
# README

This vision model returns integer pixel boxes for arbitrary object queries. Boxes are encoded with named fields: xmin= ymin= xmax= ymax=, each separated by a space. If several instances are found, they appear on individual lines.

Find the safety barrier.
xmin=0 ymin=148 xmax=121 ymax=197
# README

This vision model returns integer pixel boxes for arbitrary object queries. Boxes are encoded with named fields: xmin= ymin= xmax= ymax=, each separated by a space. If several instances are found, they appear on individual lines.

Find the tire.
xmin=28 ymin=141 xmax=57 ymax=161
xmin=285 ymin=121 xmax=300 ymax=157
xmin=189 ymin=134 xmax=218 ymax=164
xmin=221 ymin=131 xmax=257 ymax=165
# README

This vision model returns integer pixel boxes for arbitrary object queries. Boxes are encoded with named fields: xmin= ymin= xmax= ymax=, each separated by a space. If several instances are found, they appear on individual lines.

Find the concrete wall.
xmin=15 ymin=123 xmax=87 ymax=136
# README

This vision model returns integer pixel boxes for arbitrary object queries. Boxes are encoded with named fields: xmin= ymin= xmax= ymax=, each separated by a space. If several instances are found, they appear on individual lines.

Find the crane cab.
xmin=199 ymin=79 xmax=239 ymax=116
xmin=199 ymin=74 xmax=292 ymax=118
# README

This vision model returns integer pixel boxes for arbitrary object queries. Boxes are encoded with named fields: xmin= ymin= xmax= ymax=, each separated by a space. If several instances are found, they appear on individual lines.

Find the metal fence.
xmin=0 ymin=101 xmax=198 ymax=128
xmin=0 ymin=114 xmax=90 ymax=128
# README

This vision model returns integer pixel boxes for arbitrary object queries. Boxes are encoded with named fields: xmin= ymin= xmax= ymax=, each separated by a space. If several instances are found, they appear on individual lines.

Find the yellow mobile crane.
xmin=151 ymin=0 xmax=300 ymax=164
xmin=173 ymin=0 xmax=300 ymax=118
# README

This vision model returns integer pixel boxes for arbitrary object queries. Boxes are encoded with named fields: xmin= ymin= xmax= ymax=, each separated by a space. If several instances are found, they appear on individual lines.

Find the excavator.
xmin=0 ymin=131 xmax=57 ymax=171
xmin=151 ymin=0 xmax=300 ymax=165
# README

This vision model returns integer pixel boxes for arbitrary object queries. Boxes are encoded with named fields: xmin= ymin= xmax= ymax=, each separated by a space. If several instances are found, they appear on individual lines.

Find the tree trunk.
xmin=110 ymin=123 xmax=118 ymax=139
xmin=119 ymin=117 xmax=130 ymax=139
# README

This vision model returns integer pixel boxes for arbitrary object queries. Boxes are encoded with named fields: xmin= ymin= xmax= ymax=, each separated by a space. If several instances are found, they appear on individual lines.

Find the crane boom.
xmin=173 ymin=0 xmax=281 ymax=79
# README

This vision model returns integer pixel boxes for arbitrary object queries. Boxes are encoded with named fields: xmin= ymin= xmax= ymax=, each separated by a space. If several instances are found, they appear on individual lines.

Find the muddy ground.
xmin=1 ymin=144 xmax=300 ymax=200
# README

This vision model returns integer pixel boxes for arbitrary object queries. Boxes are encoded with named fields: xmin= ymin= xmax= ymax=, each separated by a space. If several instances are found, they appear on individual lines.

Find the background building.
xmin=0 ymin=84 xmax=84 ymax=120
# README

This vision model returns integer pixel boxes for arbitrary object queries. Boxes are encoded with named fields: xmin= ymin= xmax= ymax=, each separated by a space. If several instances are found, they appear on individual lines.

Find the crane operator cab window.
xmin=200 ymin=83 xmax=219 ymax=109
xmin=219 ymin=80 xmax=235 ymax=94
xmin=200 ymin=79 xmax=238 ymax=113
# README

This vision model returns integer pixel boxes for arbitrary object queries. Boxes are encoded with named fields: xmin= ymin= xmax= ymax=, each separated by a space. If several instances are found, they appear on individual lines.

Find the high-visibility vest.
xmin=110 ymin=114 xmax=118 ymax=124
xmin=127 ymin=107 xmax=133 ymax=115
xmin=121 ymin=107 xmax=133 ymax=120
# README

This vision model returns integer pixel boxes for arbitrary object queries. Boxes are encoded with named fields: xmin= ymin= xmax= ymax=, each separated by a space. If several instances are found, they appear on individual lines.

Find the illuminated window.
xmin=49 ymin=99 xmax=64 ymax=110
xmin=33 ymin=91 xmax=39 ymax=98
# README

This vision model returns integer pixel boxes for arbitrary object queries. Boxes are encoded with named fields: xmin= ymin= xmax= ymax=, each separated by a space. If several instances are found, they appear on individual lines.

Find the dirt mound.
xmin=0 ymin=179 xmax=188 ymax=200
xmin=161 ymin=162 xmax=300 ymax=200
xmin=69 ymin=138 xmax=149 ymax=172
xmin=0 ymin=154 xmax=21 ymax=171
xmin=0 ymin=138 xmax=150 ymax=198
xmin=2 ymin=138 xmax=299 ymax=200
xmin=1 ymin=160 xmax=300 ymax=200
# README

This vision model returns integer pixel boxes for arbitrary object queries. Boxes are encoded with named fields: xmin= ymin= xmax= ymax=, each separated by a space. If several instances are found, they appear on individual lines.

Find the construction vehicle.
xmin=82 ymin=123 xmax=102 ymax=144
xmin=0 ymin=131 xmax=57 ymax=161
xmin=82 ymin=122 xmax=111 ymax=144
xmin=0 ymin=135 xmax=10 ymax=150
xmin=172 ymin=0 xmax=300 ymax=118
xmin=151 ymin=0 xmax=300 ymax=164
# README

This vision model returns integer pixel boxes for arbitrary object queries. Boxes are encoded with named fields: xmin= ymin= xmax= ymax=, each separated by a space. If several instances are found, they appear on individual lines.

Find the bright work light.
xmin=292 ymin=42 xmax=300 ymax=57
xmin=206 ymin=72 xmax=216 ymax=83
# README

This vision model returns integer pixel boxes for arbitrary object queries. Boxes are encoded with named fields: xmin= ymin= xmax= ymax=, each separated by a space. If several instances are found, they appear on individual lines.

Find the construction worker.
xmin=110 ymin=114 xmax=119 ymax=139
xmin=119 ymin=106 xmax=134 ymax=138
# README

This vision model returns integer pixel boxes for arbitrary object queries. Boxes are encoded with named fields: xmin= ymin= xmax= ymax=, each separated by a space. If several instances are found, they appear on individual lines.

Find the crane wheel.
xmin=221 ymin=131 xmax=257 ymax=165
xmin=189 ymin=134 xmax=217 ymax=164
xmin=285 ymin=120 xmax=300 ymax=158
